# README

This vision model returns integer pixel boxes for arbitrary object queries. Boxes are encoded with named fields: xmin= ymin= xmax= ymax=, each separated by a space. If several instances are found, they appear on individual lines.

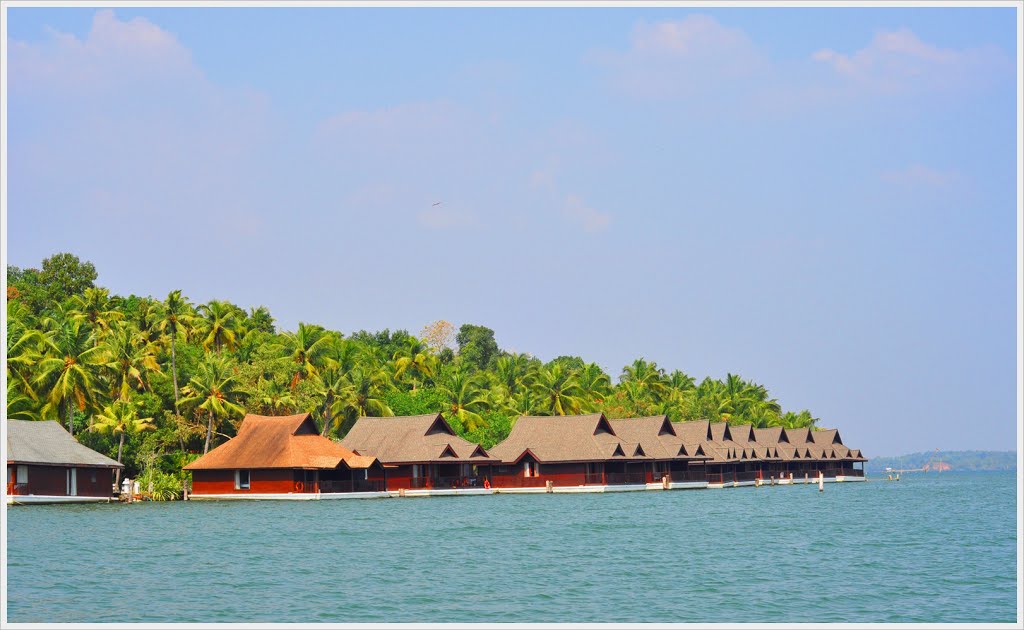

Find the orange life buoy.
xmin=483 ymin=479 xmax=491 ymax=489
xmin=295 ymin=481 xmax=304 ymax=492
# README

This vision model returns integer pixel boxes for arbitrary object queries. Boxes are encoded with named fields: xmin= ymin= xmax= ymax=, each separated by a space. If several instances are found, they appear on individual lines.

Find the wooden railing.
xmin=734 ymin=471 xmax=759 ymax=482
xmin=706 ymin=472 xmax=726 ymax=484
xmin=669 ymin=470 xmax=707 ymax=483
xmin=434 ymin=476 xmax=488 ymax=489
xmin=605 ymin=472 xmax=647 ymax=485
xmin=318 ymin=479 xmax=386 ymax=493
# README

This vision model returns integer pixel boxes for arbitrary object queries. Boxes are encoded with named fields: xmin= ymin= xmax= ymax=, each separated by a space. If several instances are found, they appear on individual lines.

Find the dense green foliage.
xmin=866 ymin=451 xmax=1017 ymax=472
xmin=7 ymin=253 xmax=825 ymax=497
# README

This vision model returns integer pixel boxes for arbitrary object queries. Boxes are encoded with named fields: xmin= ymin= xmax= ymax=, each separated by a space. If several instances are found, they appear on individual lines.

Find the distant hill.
xmin=866 ymin=450 xmax=1017 ymax=472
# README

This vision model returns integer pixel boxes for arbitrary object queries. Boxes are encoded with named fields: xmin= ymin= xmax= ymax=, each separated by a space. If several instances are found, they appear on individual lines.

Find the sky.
xmin=4 ymin=5 xmax=1019 ymax=457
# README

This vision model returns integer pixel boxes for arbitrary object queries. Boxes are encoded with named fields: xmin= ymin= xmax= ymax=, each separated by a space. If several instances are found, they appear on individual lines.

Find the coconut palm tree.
xmin=437 ymin=365 xmax=490 ymax=431
xmin=151 ymin=290 xmax=196 ymax=415
xmin=392 ymin=338 xmax=437 ymax=390
xmin=333 ymin=366 xmax=394 ymax=436
xmin=196 ymin=300 xmax=240 ymax=354
xmin=256 ymin=378 xmax=298 ymax=415
xmin=33 ymin=316 xmax=106 ymax=435
xmin=68 ymin=287 xmax=124 ymax=339
xmin=620 ymin=358 xmax=668 ymax=403
xmin=576 ymin=362 xmax=612 ymax=409
xmin=282 ymin=322 xmax=333 ymax=388
xmin=102 ymin=322 xmax=162 ymax=402
xmin=531 ymin=363 xmax=585 ymax=416
xmin=92 ymin=399 xmax=155 ymax=484
xmin=180 ymin=354 xmax=247 ymax=454
xmin=310 ymin=367 xmax=354 ymax=437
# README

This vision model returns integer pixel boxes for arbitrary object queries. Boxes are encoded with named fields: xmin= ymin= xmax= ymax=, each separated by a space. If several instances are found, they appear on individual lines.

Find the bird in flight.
xmin=432 ymin=201 xmax=442 ymax=206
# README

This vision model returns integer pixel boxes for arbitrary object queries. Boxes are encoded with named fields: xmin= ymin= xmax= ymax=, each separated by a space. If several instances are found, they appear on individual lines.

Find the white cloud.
xmin=9 ymin=9 xmax=196 ymax=93
xmin=593 ymin=15 xmax=765 ymax=100
xmin=563 ymin=195 xmax=610 ymax=233
xmin=812 ymin=28 xmax=1009 ymax=93
xmin=7 ymin=10 xmax=273 ymax=258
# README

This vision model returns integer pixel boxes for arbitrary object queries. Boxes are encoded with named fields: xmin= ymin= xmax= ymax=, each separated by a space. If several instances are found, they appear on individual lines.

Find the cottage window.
xmin=66 ymin=468 xmax=77 ymax=496
xmin=523 ymin=461 xmax=539 ymax=478
xmin=16 ymin=465 xmax=28 ymax=484
xmin=235 ymin=470 xmax=251 ymax=490
xmin=90 ymin=470 xmax=97 ymax=483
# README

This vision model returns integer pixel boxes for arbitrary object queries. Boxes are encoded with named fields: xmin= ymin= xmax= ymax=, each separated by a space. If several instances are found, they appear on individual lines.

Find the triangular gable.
xmin=658 ymin=417 xmax=676 ymax=436
xmin=793 ymin=450 xmax=801 ymax=459
xmin=678 ymin=444 xmax=689 ymax=456
xmin=832 ymin=430 xmax=843 ymax=445
xmin=695 ymin=444 xmax=706 ymax=457
xmin=439 ymin=444 xmax=459 ymax=458
xmin=722 ymin=424 xmax=733 ymax=441
xmin=594 ymin=415 xmax=617 ymax=436
xmin=633 ymin=444 xmax=646 ymax=457
xmin=469 ymin=445 xmax=489 ymax=459
xmin=706 ymin=424 xmax=713 ymax=440
xmin=610 ymin=444 xmax=626 ymax=457
xmin=425 ymin=414 xmax=456 ymax=437
xmin=778 ymin=431 xmax=789 ymax=443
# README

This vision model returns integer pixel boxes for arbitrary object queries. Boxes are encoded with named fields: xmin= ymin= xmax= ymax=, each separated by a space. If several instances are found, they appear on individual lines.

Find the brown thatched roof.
xmin=340 ymin=414 xmax=497 ymax=465
xmin=609 ymin=416 xmax=710 ymax=461
xmin=489 ymin=414 xmax=655 ymax=464
xmin=185 ymin=414 xmax=377 ymax=471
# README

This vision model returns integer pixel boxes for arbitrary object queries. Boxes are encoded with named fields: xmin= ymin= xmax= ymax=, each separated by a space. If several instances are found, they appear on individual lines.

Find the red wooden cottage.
xmin=340 ymin=414 xmax=498 ymax=491
xmin=487 ymin=413 xmax=683 ymax=490
xmin=6 ymin=420 xmax=122 ymax=504
xmin=184 ymin=413 xmax=386 ymax=498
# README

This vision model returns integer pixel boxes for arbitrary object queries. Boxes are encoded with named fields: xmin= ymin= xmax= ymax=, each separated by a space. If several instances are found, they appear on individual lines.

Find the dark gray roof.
xmin=7 ymin=420 xmax=123 ymax=468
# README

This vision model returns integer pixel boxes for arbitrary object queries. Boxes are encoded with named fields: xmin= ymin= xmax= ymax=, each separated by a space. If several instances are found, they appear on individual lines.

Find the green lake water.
xmin=5 ymin=471 xmax=1018 ymax=623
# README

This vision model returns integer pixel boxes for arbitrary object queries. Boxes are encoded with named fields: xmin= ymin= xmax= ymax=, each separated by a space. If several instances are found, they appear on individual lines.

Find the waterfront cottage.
xmin=606 ymin=416 xmax=710 ymax=487
xmin=487 ymin=413 xmax=659 ymax=491
xmin=340 ymin=413 xmax=499 ymax=492
xmin=185 ymin=414 xmax=386 ymax=499
xmin=6 ymin=420 xmax=122 ymax=504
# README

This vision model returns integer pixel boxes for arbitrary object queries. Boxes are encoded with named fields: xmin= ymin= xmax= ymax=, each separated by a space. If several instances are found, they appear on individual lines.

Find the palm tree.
xmin=196 ymin=300 xmax=240 ymax=354
xmin=257 ymin=378 xmax=298 ymax=415
xmin=531 ymin=363 xmax=585 ymax=416
xmin=620 ymin=358 xmax=668 ymax=403
xmin=92 ymin=399 xmax=155 ymax=484
xmin=576 ymin=362 xmax=612 ymax=410
xmin=334 ymin=366 xmax=394 ymax=436
xmin=152 ymin=290 xmax=195 ymax=415
xmin=437 ymin=365 xmax=490 ymax=431
xmin=102 ymin=322 xmax=162 ymax=402
xmin=33 ymin=316 xmax=106 ymax=435
xmin=392 ymin=338 xmax=437 ymax=390
xmin=310 ymin=367 xmax=354 ymax=437
xmin=180 ymin=354 xmax=247 ymax=454
xmin=283 ymin=322 xmax=333 ymax=388
xmin=68 ymin=287 xmax=124 ymax=338
xmin=493 ymin=354 xmax=536 ymax=398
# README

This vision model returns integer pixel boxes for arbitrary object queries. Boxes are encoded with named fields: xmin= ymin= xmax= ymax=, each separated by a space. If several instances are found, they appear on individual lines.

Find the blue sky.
xmin=5 ymin=6 xmax=1018 ymax=456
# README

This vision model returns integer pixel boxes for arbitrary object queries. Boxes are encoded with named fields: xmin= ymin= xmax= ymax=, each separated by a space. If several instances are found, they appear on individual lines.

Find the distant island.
xmin=866 ymin=451 xmax=1017 ymax=473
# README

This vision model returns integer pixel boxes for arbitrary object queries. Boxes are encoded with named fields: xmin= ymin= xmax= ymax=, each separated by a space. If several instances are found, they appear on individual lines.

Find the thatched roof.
xmin=341 ymin=414 xmax=497 ymax=465
xmin=185 ymin=414 xmax=378 ymax=470
xmin=7 ymin=420 xmax=123 ymax=469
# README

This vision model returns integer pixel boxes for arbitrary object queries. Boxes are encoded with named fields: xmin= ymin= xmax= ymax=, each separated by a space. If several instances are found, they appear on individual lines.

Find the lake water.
xmin=5 ymin=471 xmax=1018 ymax=623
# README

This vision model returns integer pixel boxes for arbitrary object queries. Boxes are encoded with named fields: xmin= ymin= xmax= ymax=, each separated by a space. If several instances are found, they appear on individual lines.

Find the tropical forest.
xmin=6 ymin=253 xmax=825 ymax=499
